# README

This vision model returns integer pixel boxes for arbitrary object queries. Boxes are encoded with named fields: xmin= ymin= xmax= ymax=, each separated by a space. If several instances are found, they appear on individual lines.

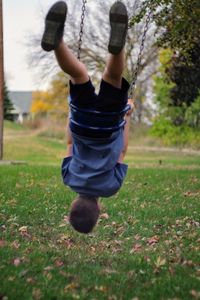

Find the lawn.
xmin=0 ymin=122 xmax=200 ymax=300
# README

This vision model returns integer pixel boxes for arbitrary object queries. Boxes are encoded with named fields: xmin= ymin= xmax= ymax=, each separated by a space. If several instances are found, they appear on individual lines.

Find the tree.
xmin=151 ymin=49 xmax=200 ymax=146
xmin=31 ymin=71 xmax=69 ymax=119
xmin=132 ymin=0 xmax=200 ymax=130
xmin=3 ymin=82 xmax=14 ymax=121
xmin=167 ymin=40 xmax=200 ymax=109
xmin=132 ymin=0 xmax=200 ymax=53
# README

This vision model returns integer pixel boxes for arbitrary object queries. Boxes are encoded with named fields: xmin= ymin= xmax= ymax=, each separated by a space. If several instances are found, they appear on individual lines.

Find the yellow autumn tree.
xmin=31 ymin=91 xmax=52 ymax=114
xmin=31 ymin=71 xmax=69 ymax=119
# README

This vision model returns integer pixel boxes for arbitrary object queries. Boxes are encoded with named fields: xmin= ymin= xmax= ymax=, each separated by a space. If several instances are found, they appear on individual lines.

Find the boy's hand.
xmin=126 ymin=99 xmax=135 ymax=116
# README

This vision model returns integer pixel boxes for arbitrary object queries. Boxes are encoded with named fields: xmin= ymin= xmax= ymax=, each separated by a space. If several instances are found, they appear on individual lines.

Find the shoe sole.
xmin=108 ymin=1 xmax=128 ymax=55
xmin=41 ymin=1 xmax=67 ymax=51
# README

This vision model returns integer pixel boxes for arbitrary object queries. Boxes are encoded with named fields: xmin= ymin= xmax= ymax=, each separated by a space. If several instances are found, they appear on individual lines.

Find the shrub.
xmin=150 ymin=117 xmax=200 ymax=148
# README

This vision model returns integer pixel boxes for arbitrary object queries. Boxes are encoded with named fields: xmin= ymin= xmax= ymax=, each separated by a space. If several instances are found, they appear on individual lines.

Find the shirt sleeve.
xmin=61 ymin=156 xmax=72 ymax=179
xmin=114 ymin=162 xmax=128 ymax=186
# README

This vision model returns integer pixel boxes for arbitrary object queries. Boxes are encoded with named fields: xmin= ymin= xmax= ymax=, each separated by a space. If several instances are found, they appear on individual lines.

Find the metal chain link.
xmin=129 ymin=8 xmax=153 ymax=98
xmin=77 ymin=0 xmax=87 ymax=60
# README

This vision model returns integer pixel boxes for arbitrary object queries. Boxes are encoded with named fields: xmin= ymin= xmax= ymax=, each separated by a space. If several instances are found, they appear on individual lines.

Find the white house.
xmin=8 ymin=91 xmax=32 ymax=123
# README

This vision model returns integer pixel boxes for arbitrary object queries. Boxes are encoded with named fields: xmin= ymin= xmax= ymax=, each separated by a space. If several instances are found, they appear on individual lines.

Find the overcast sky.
xmin=3 ymin=0 xmax=58 ymax=91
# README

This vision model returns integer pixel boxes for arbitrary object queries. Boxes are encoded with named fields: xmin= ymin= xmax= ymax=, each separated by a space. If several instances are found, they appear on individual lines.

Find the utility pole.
xmin=0 ymin=0 xmax=4 ymax=160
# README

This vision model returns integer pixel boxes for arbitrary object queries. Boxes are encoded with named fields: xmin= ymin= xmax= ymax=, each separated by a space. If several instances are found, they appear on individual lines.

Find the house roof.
xmin=8 ymin=91 xmax=32 ymax=114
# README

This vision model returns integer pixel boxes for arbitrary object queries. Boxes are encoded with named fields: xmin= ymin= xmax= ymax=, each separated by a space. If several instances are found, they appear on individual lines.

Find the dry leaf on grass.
xmin=147 ymin=236 xmax=160 ymax=246
xmin=0 ymin=240 xmax=6 ymax=248
xmin=100 ymin=213 xmax=109 ymax=220
xmin=13 ymin=258 xmax=21 ymax=267
xmin=155 ymin=256 xmax=166 ymax=268
xmin=130 ymin=243 xmax=143 ymax=254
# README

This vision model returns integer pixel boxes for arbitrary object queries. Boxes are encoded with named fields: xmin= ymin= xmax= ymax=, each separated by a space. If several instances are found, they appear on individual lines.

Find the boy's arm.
xmin=66 ymin=115 xmax=73 ymax=157
xmin=118 ymin=99 xmax=134 ymax=163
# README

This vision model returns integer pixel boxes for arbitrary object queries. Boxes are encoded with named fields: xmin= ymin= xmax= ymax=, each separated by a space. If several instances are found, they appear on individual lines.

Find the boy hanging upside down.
xmin=41 ymin=1 xmax=134 ymax=234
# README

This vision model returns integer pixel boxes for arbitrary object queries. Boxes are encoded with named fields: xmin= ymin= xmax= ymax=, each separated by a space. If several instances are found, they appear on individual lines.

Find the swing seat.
xmin=69 ymin=103 xmax=131 ymax=133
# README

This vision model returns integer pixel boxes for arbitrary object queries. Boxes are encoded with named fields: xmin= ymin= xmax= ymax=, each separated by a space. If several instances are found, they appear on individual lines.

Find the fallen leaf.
xmin=32 ymin=288 xmax=42 ymax=300
xmin=155 ymin=256 xmax=166 ymax=268
xmin=8 ymin=276 xmax=15 ymax=281
xmin=130 ymin=243 xmax=142 ymax=254
xmin=90 ymin=246 xmax=96 ymax=252
xmin=63 ymin=215 xmax=69 ymax=222
xmin=101 ymin=268 xmax=118 ymax=275
xmin=43 ymin=266 xmax=54 ymax=271
xmin=19 ymin=226 xmax=27 ymax=232
xmin=190 ymin=289 xmax=200 ymax=299
xmin=13 ymin=258 xmax=21 ymax=267
xmin=64 ymin=283 xmax=79 ymax=292
xmin=55 ymin=260 xmax=64 ymax=267
xmin=100 ymin=213 xmax=109 ymax=219
xmin=144 ymin=256 xmax=151 ymax=263
xmin=134 ymin=234 xmax=141 ymax=241
xmin=57 ymin=234 xmax=70 ymax=243
xmin=147 ymin=236 xmax=160 ymax=246
xmin=94 ymin=285 xmax=108 ymax=292
xmin=1 ymin=225 xmax=6 ymax=231
xmin=0 ymin=240 xmax=6 ymax=248
xmin=16 ymin=183 xmax=22 ymax=189
xmin=12 ymin=241 xmax=20 ymax=249
xmin=26 ymin=277 xmax=36 ymax=284
xmin=183 ymin=191 xmax=200 ymax=197
xmin=19 ymin=226 xmax=30 ymax=237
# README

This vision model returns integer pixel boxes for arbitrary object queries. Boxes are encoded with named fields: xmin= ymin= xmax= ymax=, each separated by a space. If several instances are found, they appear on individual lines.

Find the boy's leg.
xmin=102 ymin=1 xmax=128 ymax=88
xmin=102 ymin=50 xmax=125 ymax=88
xmin=41 ymin=1 xmax=89 ymax=84
xmin=97 ymin=1 xmax=129 ymax=112
xmin=55 ymin=41 xmax=89 ymax=84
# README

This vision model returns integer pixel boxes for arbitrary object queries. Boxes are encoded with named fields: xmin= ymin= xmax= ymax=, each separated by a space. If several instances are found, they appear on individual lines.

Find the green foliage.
xmin=131 ymin=0 xmax=200 ymax=54
xmin=4 ymin=82 xmax=14 ymax=121
xmin=153 ymin=75 xmax=174 ymax=112
xmin=152 ymin=49 xmax=200 ymax=147
xmin=150 ymin=116 xmax=200 ymax=147
xmin=153 ymin=49 xmax=174 ymax=113
xmin=185 ymin=95 xmax=200 ymax=128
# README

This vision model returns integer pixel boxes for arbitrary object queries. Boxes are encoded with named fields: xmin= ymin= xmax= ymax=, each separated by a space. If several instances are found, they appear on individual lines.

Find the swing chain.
xmin=77 ymin=0 xmax=87 ymax=60
xmin=128 ymin=8 xmax=153 ymax=98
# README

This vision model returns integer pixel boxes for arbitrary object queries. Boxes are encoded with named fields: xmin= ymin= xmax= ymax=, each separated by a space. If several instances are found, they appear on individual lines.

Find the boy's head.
xmin=69 ymin=195 xmax=100 ymax=234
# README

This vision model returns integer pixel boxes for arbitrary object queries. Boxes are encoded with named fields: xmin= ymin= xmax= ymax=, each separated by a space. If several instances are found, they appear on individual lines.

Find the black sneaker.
xmin=41 ymin=1 xmax=67 ymax=52
xmin=108 ymin=1 xmax=128 ymax=55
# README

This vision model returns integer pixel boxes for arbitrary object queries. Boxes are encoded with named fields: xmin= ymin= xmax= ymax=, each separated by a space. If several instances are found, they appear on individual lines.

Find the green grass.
xmin=0 ymin=121 xmax=200 ymax=300
xmin=3 ymin=122 xmax=65 ymax=164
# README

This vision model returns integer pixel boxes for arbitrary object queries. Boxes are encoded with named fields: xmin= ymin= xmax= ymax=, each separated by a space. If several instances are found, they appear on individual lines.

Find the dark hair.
xmin=69 ymin=195 xmax=100 ymax=234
